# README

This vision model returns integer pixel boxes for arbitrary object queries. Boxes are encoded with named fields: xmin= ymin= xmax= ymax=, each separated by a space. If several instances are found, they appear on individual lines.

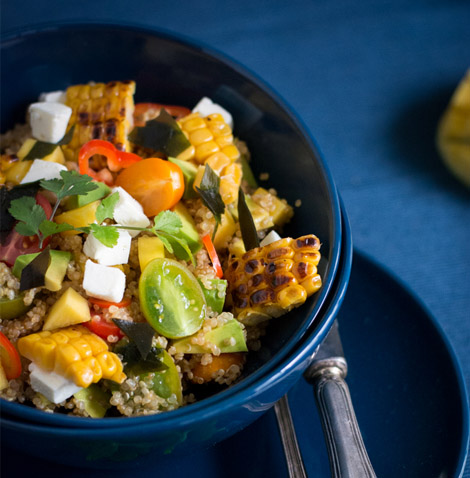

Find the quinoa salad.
xmin=0 ymin=81 xmax=322 ymax=418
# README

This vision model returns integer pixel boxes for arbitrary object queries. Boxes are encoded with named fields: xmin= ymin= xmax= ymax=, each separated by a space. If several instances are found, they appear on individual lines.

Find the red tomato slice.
xmin=0 ymin=193 xmax=53 ymax=267
xmin=202 ymin=234 xmax=224 ymax=278
xmin=83 ymin=314 xmax=125 ymax=341
xmin=88 ymin=297 xmax=131 ymax=309
xmin=134 ymin=103 xmax=191 ymax=126
xmin=0 ymin=331 xmax=22 ymax=380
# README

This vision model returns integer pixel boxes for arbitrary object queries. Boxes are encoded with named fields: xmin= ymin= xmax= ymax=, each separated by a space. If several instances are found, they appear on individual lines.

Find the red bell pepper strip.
xmin=0 ymin=331 xmax=22 ymax=380
xmin=202 ymin=234 xmax=223 ymax=278
xmin=78 ymin=140 xmax=142 ymax=182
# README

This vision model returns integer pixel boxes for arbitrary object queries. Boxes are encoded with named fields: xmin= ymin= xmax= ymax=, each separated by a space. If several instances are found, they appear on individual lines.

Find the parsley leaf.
xmin=95 ymin=192 xmax=119 ymax=224
xmin=39 ymin=220 xmax=75 ymax=239
xmin=9 ymin=197 xmax=47 ymax=237
xmin=88 ymin=224 xmax=119 ymax=248
xmin=41 ymin=170 xmax=98 ymax=202
xmin=152 ymin=210 xmax=182 ymax=235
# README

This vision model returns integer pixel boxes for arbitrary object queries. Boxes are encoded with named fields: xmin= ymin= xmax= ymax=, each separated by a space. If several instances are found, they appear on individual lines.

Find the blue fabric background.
xmin=2 ymin=0 xmax=469 ymax=475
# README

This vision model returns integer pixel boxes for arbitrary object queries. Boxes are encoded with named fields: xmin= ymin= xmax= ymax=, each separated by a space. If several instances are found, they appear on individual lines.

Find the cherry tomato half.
xmin=0 ymin=193 xmax=52 ymax=267
xmin=0 ymin=331 xmax=22 ymax=379
xmin=83 ymin=314 xmax=125 ymax=341
xmin=88 ymin=297 xmax=131 ymax=309
xmin=115 ymin=158 xmax=184 ymax=217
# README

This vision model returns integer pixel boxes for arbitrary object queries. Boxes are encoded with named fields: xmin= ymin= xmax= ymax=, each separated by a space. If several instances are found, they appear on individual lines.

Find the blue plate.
xmin=2 ymin=250 xmax=467 ymax=477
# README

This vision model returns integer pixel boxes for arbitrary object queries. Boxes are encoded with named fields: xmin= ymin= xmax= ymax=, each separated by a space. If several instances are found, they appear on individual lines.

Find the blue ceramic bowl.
xmin=1 ymin=22 xmax=346 ymax=460
xmin=0 ymin=203 xmax=351 ymax=468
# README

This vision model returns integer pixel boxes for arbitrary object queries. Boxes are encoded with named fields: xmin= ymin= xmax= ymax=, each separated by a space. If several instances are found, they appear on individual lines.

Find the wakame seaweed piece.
xmin=112 ymin=319 xmax=156 ymax=360
xmin=0 ymin=181 xmax=41 ymax=242
xmin=196 ymin=164 xmax=225 ymax=226
xmin=113 ymin=338 xmax=168 ymax=374
xmin=238 ymin=188 xmax=259 ymax=251
xmin=19 ymin=246 xmax=51 ymax=291
xmin=23 ymin=125 xmax=75 ymax=161
xmin=128 ymin=109 xmax=191 ymax=157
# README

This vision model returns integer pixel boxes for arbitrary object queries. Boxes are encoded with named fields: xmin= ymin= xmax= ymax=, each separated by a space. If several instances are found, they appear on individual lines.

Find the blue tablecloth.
xmin=2 ymin=0 xmax=469 ymax=474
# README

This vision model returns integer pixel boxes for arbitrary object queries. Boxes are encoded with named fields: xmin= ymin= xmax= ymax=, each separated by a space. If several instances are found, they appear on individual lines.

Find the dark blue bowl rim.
xmin=0 ymin=21 xmax=342 ymax=426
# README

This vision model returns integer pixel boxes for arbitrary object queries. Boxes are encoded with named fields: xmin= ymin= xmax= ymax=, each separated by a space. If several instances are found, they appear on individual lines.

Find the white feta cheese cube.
xmin=29 ymin=102 xmax=72 ymax=143
xmin=83 ymin=260 xmax=126 ymax=303
xmin=260 ymin=230 xmax=282 ymax=247
xmin=29 ymin=363 xmax=82 ymax=404
xmin=112 ymin=186 xmax=150 ymax=237
xmin=38 ymin=90 xmax=66 ymax=104
xmin=83 ymin=227 xmax=131 ymax=266
xmin=192 ymin=97 xmax=233 ymax=129
xmin=20 ymin=159 xmax=67 ymax=184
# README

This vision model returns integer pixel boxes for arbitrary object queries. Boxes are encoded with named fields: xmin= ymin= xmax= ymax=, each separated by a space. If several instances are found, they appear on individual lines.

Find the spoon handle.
xmin=312 ymin=361 xmax=376 ymax=478
xmin=274 ymin=395 xmax=307 ymax=478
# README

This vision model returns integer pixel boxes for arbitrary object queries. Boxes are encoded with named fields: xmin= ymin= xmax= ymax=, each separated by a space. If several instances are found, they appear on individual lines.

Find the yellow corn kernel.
xmin=215 ymin=133 xmax=234 ymax=149
xmin=179 ymin=114 xmax=206 ymax=132
xmin=195 ymin=141 xmax=220 ymax=163
xmin=206 ymin=151 xmax=232 ymax=173
xmin=31 ymin=338 xmax=57 ymax=371
xmin=17 ymin=326 xmax=125 ymax=388
xmin=300 ymin=275 xmax=322 ymax=296
xmin=276 ymin=284 xmax=307 ymax=309
xmin=219 ymin=162 xmax=242 ymax=205
xmin=221 ymin=144 xmax=240 ymax=162
xmin=189 ymin=128 xmax=214 ymax=145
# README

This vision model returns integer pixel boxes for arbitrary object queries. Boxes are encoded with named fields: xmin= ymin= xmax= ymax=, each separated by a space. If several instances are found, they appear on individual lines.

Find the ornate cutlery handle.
xmin=307 ymin=358 xmax=376 ymax=478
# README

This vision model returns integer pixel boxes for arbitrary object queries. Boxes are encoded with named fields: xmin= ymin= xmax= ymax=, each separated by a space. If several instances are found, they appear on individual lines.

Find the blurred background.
xmin=2 ymin=0 xmax=469 ymax=476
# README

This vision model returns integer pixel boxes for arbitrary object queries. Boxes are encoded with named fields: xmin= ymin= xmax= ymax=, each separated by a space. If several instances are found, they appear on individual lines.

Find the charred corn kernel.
xmin=177 ymin=112 xmax=240 ymax=165
xmin=17 ymin=326 xmax=126 ymax=388
xmin=63 ymin=80 xmax=136 ymax=161
xmin=226 ymin=234 xmax=322 ymax=325
xmin=251 ymin=188 xmax=294 ymax=227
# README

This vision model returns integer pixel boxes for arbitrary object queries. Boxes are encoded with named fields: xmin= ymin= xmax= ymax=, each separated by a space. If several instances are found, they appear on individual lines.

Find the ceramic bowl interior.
xmin=1 ymin=23 xmax=342 ymax=425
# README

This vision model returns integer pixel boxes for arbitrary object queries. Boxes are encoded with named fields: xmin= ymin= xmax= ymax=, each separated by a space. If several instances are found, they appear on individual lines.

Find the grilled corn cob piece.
xmin=178 ymin=112 xmax=242 ymax=204
xmin=63 ymin=81 xmax=136 ymax=162
xmin=178 ymin=112 xmax=240 ymax=164
xmin=18 ymin=326 xmax=126 ymax=388
xmin=226 ymin=235 xmax=322 ymax=325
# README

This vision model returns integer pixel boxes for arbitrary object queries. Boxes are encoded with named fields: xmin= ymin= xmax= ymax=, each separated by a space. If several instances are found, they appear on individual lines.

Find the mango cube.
xmin=43 ymin=287 xmax=91 ymax=331
xmin=138 ymin=236 xmax=165 ymax=271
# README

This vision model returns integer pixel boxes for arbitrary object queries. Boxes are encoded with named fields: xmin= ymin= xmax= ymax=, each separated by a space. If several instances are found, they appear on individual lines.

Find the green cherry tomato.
xmin=139 ymin=258 xmax=206 ymax=339
xmin=0 ymin=295 xmax=32 ymax=320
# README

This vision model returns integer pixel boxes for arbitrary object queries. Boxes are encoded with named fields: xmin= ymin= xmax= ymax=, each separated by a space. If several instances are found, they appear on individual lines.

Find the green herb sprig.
xmin=8 ymin=170 xmax=194 ymax=263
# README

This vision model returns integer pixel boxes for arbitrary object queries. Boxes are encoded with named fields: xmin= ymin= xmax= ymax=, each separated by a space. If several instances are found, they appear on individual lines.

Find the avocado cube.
xmin=198 ymin=278 xmax=227 ymax=313
xmin=168 ymin=157 xmax=198 ymax=199
xmin=73 ymin=385 xmax=111 ymax=418
xmin=42 ymin=287 xmax=90 ymax=331
xmin=172 ymin=202 xmax=202 ymax=253
xmin=13 ymin=250 xmax=71 ymax=292
xmin=0 ymin=294 xmax=32 ymax=320
xmin=172 ymin=318 xmax=247 ymax=354
xmin=64 ymin=181 xmax=110 ymax=210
